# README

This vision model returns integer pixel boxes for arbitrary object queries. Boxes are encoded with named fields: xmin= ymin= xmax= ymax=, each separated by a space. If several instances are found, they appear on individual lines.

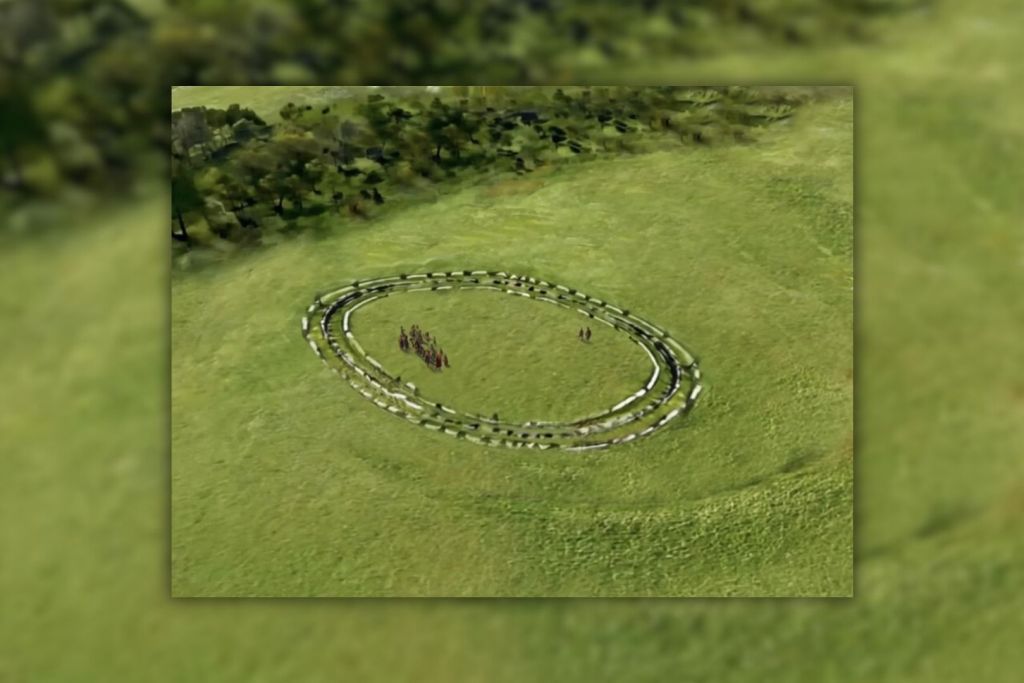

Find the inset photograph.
xmin=171 ymin=85 xmax=853 ymax=597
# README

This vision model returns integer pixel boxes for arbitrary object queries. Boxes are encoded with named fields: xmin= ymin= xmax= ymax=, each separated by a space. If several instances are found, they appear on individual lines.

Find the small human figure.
xmin=585 ymin=326 xmax=592 ymax=342
xmin=443 ymin=352 xmax=449 ymax=368
xmin=435 ymin=353 xmax=442 ymax=370
xmin=578 ymin=328 xmax=584 ymax=341
xmin=491 ymin=412 xmax=499 ymax=421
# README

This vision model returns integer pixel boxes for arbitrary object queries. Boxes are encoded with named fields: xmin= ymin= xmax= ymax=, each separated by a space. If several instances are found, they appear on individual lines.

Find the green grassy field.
xmin=171 ymin=91 xmax=853 ymax=597
xmin=6 ymin=0 xmax=1024 ymax=679
xmin=352 ymin=288 xmax=654 ymax=424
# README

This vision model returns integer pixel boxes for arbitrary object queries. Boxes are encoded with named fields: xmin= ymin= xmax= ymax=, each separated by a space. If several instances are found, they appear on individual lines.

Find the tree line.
xmin=2 ymin=0 xmax=918 ymax=220
xmin=171 ymin=86 xmax=805 ymax=249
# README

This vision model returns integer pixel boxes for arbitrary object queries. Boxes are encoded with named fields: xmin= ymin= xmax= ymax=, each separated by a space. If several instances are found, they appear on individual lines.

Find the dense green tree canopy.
xmin=168 ymin=86 xmax=813 ymax=254
xmin=0 ymin=0 xmax=924 ymax=216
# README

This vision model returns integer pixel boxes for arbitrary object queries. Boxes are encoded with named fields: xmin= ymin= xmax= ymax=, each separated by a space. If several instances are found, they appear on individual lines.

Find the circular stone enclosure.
xmin=301 ymin=270 xmax=704 ymax=451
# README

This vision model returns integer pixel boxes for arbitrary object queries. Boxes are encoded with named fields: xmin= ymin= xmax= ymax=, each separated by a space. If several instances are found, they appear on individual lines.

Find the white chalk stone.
xmin=611 ymin=395 xmax=639 ymax=412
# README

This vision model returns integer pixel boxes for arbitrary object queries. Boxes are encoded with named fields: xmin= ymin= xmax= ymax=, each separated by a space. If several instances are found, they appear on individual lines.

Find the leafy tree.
xmin=0 ymin=87 xmax=48 ymax=190
xmin=171 ymin=166 xmax=202 ymax=244
xmin=171 ymin=108 xmax=213 ymax=160
xmin=318 ymin=166 xmax=349 ymax=213
xmin=225 ymin=103 xmax=265 ymax=127
xmin=230 ymin=118 xmax=262 ymax=145
xmin=257 ymin=133 xmax=323 ymax=214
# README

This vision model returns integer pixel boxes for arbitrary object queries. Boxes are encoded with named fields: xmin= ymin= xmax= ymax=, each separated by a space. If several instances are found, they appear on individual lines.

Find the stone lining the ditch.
xmin=301 ymin=270 xmax=704 ymax=450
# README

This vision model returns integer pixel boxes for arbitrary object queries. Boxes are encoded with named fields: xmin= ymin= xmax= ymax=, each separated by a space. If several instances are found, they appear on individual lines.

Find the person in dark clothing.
xmin=443 ymin=352 xmax=449 ymax=368
xmin=578 ymin=328 xmax=584 ymax=341
xmin=585 ymin=326 xmax=592 ymax=341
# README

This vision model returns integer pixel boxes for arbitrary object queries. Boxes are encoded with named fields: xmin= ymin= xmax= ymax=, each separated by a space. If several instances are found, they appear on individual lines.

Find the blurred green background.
xmin=2 ymin=0 xmax=1023 ymax=680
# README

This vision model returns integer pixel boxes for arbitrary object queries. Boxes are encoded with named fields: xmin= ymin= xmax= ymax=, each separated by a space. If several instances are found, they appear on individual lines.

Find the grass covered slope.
xmin=171 ymin=92 xmax=852 ymax=597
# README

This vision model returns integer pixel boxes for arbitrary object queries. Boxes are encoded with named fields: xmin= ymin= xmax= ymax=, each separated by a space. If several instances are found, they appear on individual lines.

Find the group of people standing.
xmin=578 ymin=326 xmax=592 ymax=342
xmin=399 ymin=324 xmax=449 ymax=371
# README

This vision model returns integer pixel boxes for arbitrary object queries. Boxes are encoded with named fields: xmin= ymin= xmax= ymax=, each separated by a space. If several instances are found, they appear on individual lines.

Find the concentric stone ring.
xmin=301 ymin=271 xmax=703 ymax=450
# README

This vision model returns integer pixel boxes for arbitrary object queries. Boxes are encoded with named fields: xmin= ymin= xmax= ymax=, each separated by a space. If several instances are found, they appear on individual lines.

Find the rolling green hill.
xmin=4 ymin=0 xmax=1023 ymax=680
xmin=171 ymin=92 xmax=853 ymax=596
